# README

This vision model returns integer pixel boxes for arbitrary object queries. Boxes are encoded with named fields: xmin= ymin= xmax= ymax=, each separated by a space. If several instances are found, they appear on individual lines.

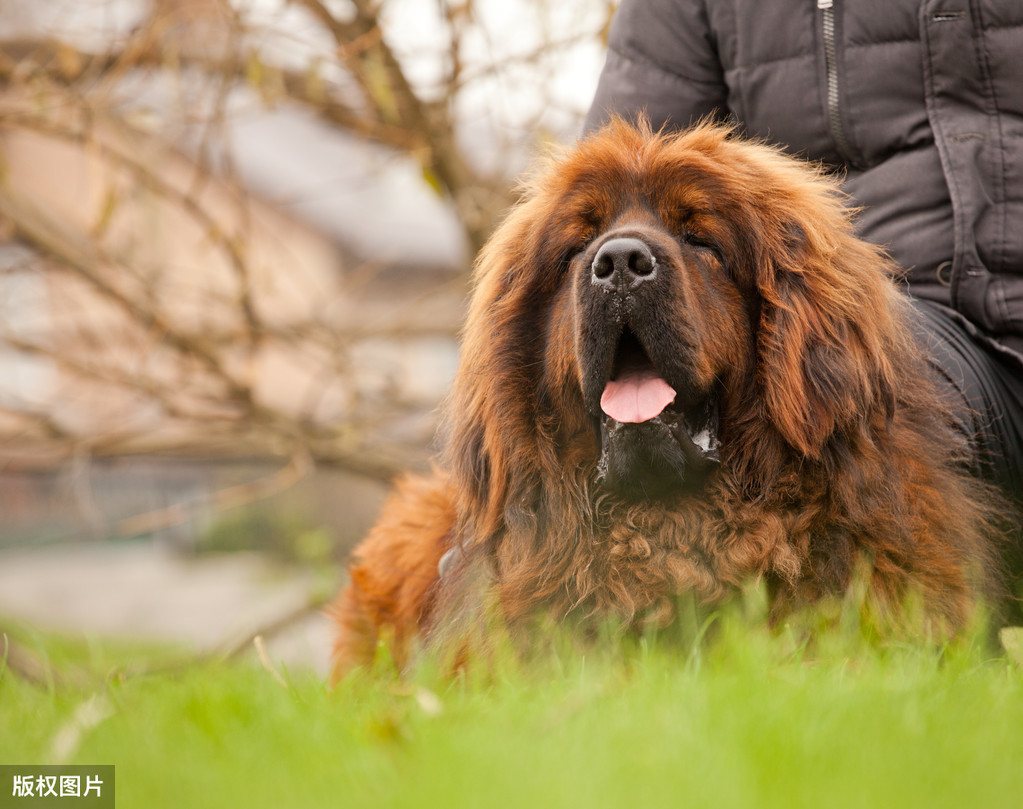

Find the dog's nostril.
xmin=593 ymin=253 xmax=615 ymax=279
xmin=592 ymin=238 xmax=657 ymax=286
xmin=629 ymin=250 xmax=655 ymax=276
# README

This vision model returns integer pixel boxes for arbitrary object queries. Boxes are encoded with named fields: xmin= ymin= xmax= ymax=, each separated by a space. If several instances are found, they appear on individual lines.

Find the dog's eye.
xmin=681 ymin=230 xmax=717 ymax=253
xmin=565 ymin=243 xmax=591 ymax=268
xmin=572 ymin=225 xmax=599 ymax=257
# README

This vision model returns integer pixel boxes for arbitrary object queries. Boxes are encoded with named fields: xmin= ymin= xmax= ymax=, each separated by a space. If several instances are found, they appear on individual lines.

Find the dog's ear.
xmin=442 ymin=200 xmax=552 ymax=544
xmin=754 ymin=216 xmax=902 ymax=459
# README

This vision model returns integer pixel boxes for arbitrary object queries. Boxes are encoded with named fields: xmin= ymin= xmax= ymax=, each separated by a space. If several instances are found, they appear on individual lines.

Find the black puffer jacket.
xmin=584 ymin=0 xmax=1023 ymax=357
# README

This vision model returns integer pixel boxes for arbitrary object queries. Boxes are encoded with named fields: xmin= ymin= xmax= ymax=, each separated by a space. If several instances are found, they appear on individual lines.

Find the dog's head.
xmin=447 ymin=122 xmax=906 ymax=533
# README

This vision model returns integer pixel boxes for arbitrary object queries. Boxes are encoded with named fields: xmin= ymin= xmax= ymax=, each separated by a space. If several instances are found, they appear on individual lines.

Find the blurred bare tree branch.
xmin=0 ymin=0 xmax=612 ymax=491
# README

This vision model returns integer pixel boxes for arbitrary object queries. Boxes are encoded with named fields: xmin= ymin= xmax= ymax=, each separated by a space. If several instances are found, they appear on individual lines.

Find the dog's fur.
xmin=329 ymin=122 xmax=1004 ymax=681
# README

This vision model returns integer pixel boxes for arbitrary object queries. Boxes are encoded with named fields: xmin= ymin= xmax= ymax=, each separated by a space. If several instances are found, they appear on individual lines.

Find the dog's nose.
xmin=591 ymin=238 xmax=657 ymax=290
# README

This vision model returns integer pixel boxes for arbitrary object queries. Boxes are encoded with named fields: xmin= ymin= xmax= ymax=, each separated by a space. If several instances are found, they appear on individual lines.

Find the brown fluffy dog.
xmin=329 ymin=122 xmax=1003 ymax=681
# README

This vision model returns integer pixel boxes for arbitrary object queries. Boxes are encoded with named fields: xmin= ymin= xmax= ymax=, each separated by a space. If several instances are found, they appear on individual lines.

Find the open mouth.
xmin=600 ymin=329 xmax=678 ymax=424
xmin=595 ymin=327 xmax=720 ymax=498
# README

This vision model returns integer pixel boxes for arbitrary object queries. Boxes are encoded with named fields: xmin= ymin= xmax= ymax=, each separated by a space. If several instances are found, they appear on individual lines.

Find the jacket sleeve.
xmin=583 ymin=0 xmax=728 ymax=135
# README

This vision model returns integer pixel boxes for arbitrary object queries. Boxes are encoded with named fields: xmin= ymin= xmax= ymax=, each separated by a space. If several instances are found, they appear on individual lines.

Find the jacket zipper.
xmin=818 ymin=0 xmax=855 ymax=164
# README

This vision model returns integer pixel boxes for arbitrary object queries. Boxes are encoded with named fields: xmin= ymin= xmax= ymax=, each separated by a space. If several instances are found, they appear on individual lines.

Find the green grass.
xmin=3 ymin=610 xmax=1023 ymax=809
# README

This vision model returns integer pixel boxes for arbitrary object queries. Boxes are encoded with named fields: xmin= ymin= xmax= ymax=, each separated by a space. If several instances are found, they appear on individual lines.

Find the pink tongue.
xmin=600 ymin=368 xmax=676 ymax=423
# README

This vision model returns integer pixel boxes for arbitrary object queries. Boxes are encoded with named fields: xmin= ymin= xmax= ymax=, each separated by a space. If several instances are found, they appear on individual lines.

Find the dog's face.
xmin=565 ymin=194 xmax=752 ymax=499
xmin=534 ymin=127 xmax=800 ymax=501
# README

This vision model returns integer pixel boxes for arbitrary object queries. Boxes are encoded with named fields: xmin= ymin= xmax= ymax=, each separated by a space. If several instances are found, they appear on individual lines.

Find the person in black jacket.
xmin=585 ymin=0 xmax=1023 ymax=507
